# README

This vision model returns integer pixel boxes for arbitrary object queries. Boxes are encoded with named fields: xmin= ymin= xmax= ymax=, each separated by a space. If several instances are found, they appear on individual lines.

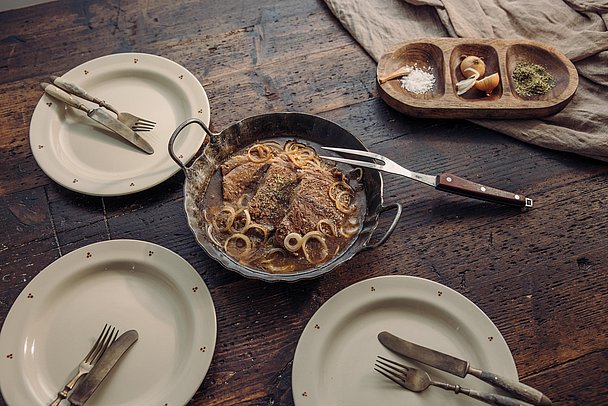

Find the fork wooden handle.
xmin=435 ymin=173 xmax=533 ymax=208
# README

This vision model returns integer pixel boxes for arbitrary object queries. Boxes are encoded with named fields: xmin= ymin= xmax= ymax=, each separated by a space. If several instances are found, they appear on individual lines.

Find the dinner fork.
xmin=50 ymin=76 xmax=156 ymax=132
xmin=321 ymin=147 xmax=533 ymax=208
xmin=374 ymin=356 xmax=533 ymax=406
xmin=50 ymin=324 xmax=118 ymax=406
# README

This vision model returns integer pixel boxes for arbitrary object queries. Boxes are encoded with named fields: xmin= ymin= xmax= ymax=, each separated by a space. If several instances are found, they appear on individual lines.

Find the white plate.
xmin=292 ymin=276 xmax=518 ymax=406
xmin=0 ymin=240 xmax=216 ymax=406
xmin=30 ymin=53 xmax=210 ymax=196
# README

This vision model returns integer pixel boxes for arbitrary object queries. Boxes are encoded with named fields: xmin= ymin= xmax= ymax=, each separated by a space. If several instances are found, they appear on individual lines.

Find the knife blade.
xmin=68 ymin=329 xmax=139 ymax=405
xmin=40 ymin=83 xmax=154 ymax=154
xmin=378 ymin=331 xmax=551 ymax=406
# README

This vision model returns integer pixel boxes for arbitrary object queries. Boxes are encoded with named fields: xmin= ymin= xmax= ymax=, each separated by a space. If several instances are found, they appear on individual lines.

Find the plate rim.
xmin=29 ymin=52 xmax=210 ymax=196
xmin=291 ymin=275 xmax=518 ymax=405
xmin=0 ymin=239 xmax=217 ymax=405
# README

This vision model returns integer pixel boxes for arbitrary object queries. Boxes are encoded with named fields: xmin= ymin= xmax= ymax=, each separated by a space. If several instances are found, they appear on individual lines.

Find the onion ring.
xmin=284 ymin=232 xmax=303 ymax=252
xmin=317 ymin=219 xmax=338 ymax=237
xmin=301 ymin=231 xmax=329 ymax=264
xmin=223 ymin=233 xmax=253 ymax=258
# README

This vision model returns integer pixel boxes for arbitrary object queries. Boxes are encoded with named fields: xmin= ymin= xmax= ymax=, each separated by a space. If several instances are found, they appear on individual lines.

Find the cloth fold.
xmin=323 ymin=0 xmax=608 ymax=161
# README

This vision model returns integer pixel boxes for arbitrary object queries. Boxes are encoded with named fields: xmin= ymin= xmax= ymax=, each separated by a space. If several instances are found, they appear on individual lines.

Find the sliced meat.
xmin=275 ymin=170 xmax=344 ymax=244
xmin=221 ymin=153 xmax=269 ymax=203
xmin=247 ymin=162 xmax=300 ymax=228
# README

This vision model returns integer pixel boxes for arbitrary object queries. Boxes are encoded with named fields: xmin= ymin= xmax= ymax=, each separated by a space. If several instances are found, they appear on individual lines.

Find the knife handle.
xmin=469 ymin=367 xmax=552 ymax=405
xmin=50 ymin=76 xmax=118 ymax=115
xmin=435 ymin=173 xmax=533 ymax=208
xmin=41 ymin=83 xmax=91 ymax=113
xmin=457 ymin=386 xmax=534 ymax=406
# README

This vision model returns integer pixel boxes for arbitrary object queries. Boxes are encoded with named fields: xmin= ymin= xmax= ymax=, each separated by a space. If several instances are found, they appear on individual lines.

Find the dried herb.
xmin=512 ymin=62 xmax=556 ymax=97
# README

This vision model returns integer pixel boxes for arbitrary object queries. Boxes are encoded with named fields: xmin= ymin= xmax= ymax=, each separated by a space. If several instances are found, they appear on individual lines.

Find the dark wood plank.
xmin=0 ymin=0 xmax=606 ymax=405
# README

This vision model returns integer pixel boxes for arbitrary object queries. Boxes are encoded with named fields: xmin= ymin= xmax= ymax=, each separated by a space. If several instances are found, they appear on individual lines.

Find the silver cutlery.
xmin=378 ymin=331 xmax=551 ymax=405
xmin=50 ymin=75 xmax=156 ymax=132
xmin=41 ymin=83 xmax=154 ymax=154
xmin=321 ymin=147 xmax=533 ymax=208
xmin=375 ymin=356 xmax=534 ymax=406
xmin=68 ymin=329 xmax=138 ymax=405
xmin=50 ymin=324 xmax=118 ymax=406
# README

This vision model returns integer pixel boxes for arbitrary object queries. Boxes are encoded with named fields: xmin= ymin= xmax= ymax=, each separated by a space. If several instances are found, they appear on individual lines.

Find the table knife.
xmin=378 ymin=331 xmax=551 ymax=406
xmin=40 ymin=83 xmax=154 ymax=154
xmin=68 ymin=329 xmax=139 ymax=405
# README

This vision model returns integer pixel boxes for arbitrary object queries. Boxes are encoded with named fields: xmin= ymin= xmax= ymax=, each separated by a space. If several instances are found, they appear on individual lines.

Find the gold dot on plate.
xmin=84 ymin=70 xmax=89 ymax=75
xmin=438 ymin=291 xmax=443 ymax=296
xmin=488 ymin=336 xmax=494 ymax=341
xmin=46 ymin=102 xmax=52 ymax=107
xmin=302 ymin=392 xmax=308 ymax=397
xmin=192 ymin=286 xmax=199 ymax=292
xmin=27 ymin=293 xmax=34 ymax=299
xmin=73 ymin=179 xmax=78 ymax=183
xmin=134 ymin=58 xmax=139 ymax=63
xmin=148 ymin=250 xmax=154 ymax=256
xmin=86 ymin=252 xmax=92 ymax=258
xmin=314 ymin=324 xmax=320 ymax=330
xmin=6 ymin=354 xmax=13 ymax=359
xmin=179 ymin=74 xmax=183 ymax=79
xmin=200 ymin=346 xmax=206 ymax=352
xmin=198 ymin=109 xmax=203 ymax=114
xmin=130 ymin=182 xmax=135 ymax=187
xmin=370 ymin=286 xmax=375 ymax=292
xmin=38 ymin=145 xmax=44 ymax=149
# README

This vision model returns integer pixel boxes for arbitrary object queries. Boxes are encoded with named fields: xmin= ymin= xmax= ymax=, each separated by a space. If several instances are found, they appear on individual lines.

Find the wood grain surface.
xmin=1 ymin=1 xmax=607 ymax=405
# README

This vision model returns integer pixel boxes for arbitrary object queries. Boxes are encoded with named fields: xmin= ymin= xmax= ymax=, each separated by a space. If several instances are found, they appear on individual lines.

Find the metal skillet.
xmin=168 ymin=112 xmax=402 ymax=282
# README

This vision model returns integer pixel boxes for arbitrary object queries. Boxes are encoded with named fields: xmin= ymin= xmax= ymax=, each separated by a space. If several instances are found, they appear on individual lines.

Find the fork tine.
xmin=136 ymin=118 xmax=156 ymax=125
xmin=374 ymin=366 xmax=405 ymax=387
xmin=319 ymin=156 xmax=386 ymax=172
xmin=322 ymin=147 xmax=389 ymax=162
xmin=378 ymin=355 xmax=411 ymax=371
xmin=134 ymin=121 xmax=155 ymax=128
xmin=131 ymin=124 xmax=155 ymax=131
xmin=83 ymin=324 xmax=109 ymax=363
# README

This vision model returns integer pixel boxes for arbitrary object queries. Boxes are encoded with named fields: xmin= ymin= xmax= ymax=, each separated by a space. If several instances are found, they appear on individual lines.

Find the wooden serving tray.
xmin=376 ymin=38 xmax=578 ymax=119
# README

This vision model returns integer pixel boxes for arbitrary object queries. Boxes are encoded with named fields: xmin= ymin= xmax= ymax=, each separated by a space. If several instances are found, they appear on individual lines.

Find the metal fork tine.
xmin=84 ymin=324 xmax=108 ymax=363
xmin=374 ymin=366 xmax=405 ymax=387
xmin=136 ymin=118 xmax=156 ymax=125
xmin=318 ymin=156 xmax=386 ymax=172
xmin=377 ymin=355 xmax=410 ymax=370
xmin=322 ymin=147 xmax=390 ymax=163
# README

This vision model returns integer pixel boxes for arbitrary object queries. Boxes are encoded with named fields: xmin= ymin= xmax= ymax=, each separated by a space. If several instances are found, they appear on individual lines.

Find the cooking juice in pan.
xmin=200 ymin=139 xmax=365 ymax=273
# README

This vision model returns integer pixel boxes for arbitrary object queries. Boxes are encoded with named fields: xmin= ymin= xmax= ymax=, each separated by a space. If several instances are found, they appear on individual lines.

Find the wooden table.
xmin=1 ymin=1 xmax=606 ymax=405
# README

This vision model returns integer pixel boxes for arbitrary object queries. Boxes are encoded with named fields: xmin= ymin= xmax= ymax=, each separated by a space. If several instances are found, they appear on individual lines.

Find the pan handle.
xmin=363 ymin=202 xmax=402 ymax=250
xmin=168 ymin=118 xmax=216 ymax=173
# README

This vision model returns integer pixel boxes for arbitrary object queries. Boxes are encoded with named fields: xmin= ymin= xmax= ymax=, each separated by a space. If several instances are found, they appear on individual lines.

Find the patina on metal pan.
xmin=168 ymin=112 xmax=402 ymax=282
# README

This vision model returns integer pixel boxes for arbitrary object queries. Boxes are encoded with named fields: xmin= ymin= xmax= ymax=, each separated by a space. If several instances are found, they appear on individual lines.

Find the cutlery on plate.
xmin=320 ymin=147 xmax=533 ymax=208
xmin=50 ymin=324 xmax=118 ymax=406
xmin=68 ymin=329 xmax=139 ymax=406
xmin=378 ymin=331 xmax=551 ymax=405
xmin=50 ymin=75 xmax=156 ymax=132
xmin=375 ymin=355 xmax=534 ymax=406
xmin=41 ymin=83 xmax=155 ymax=154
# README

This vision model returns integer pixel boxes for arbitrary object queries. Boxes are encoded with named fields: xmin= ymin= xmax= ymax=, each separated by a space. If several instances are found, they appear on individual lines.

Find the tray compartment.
xmin=450 ymin=43 xmax=502 ymax=100
xmin=379 ymin=42 xmax=445 ymax=99
xmin=506 ymin=44 xmax=571 ymax=101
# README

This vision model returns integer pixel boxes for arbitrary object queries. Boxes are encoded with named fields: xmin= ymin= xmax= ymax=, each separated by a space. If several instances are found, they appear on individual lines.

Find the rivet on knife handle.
xmin=435 ymin=173 xmax=533 ymax=208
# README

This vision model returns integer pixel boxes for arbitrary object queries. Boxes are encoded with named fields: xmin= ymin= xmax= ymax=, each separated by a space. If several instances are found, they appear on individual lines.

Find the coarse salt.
xmin=400 ymin=66 xmax=435 ymax=94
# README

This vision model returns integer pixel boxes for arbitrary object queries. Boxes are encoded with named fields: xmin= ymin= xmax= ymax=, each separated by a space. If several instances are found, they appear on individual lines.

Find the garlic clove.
xmin=460 ymin=56 xmax=486 ymax=78
xmin=379 ymin=66 xmax=413 ymax=84
xmin=475 ymin=72 xmax=500 ymax=96
xmin=456 ymin=71 xmax=480 ymax=95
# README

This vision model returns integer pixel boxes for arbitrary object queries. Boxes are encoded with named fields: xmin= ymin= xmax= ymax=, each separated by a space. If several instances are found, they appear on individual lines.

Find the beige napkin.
xmin=323 ymin=0 xmax=608 ymax=161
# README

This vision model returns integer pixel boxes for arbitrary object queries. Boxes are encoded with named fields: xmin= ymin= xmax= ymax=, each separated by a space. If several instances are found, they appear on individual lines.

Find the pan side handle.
xmin=363 ymin=202 xmax=402 ymax=250
xmin=168 ymin=118 xmax=216 ymax=173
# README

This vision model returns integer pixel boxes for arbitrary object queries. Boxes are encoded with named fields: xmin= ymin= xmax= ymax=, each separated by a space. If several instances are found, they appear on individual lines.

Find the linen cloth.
xmin=323 ymin=0 xmax=608 ymax=161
